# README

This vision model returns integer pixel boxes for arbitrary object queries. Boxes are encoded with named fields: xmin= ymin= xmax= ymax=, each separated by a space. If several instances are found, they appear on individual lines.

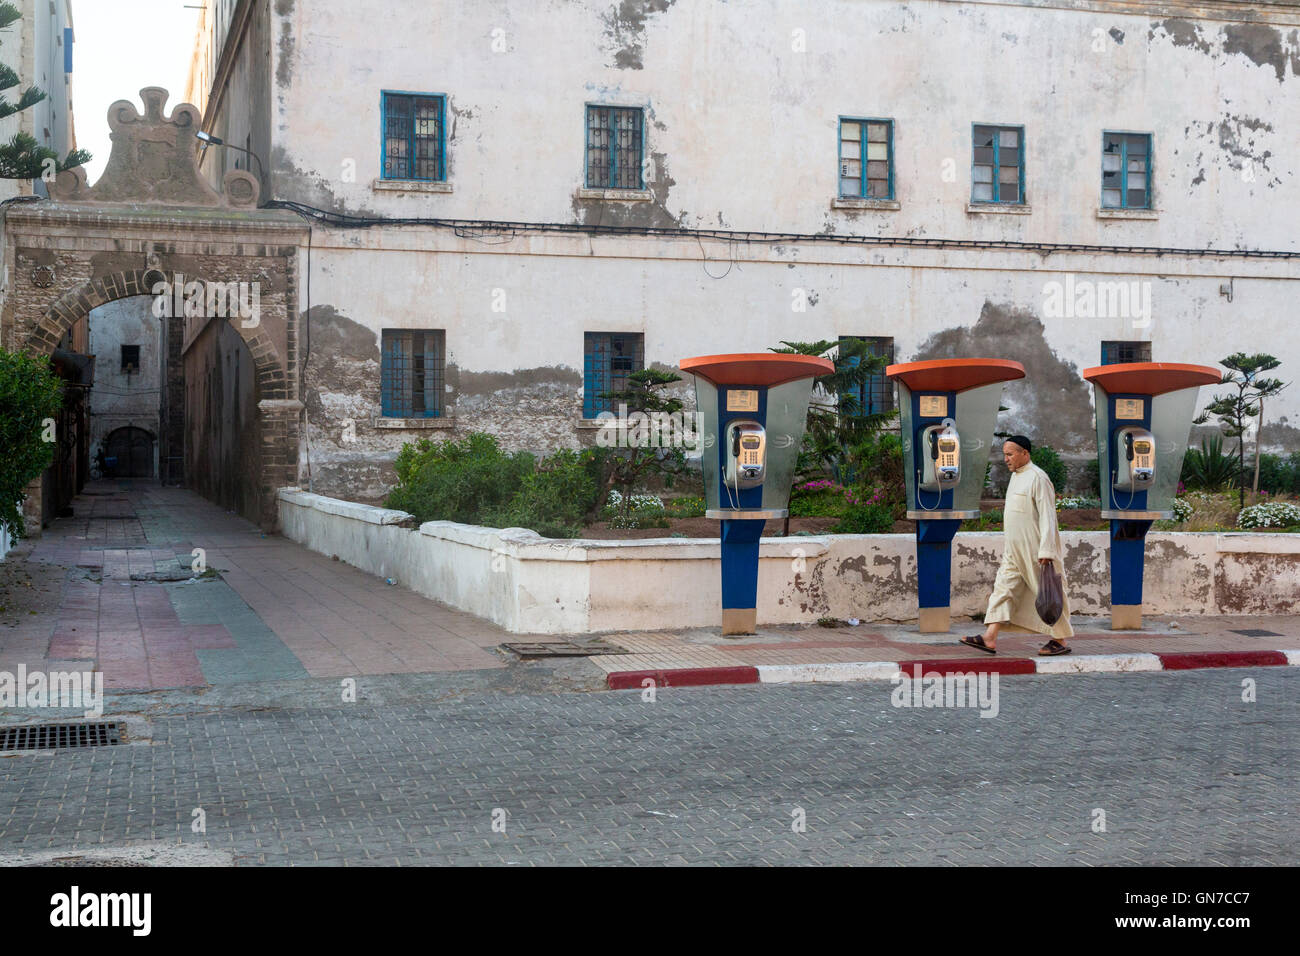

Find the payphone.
xmin=1083 ymin=362 xmax=1220 ymax=630
xmin=887 ymin=359 xmax=1026 ymax=633
xmin=920 ymin=420 xmax=962 ymax=493
xmin=681 ymin=353 xmax=834 ymax=635
xmin=724 ymin=420 xmax=767 ymax=491
xmin=1113 ymin=426 xmax=1155 ymax=493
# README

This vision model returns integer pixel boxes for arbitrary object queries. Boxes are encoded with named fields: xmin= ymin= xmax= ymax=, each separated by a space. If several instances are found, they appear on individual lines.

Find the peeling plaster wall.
xmin=240 ymin=0 xmax=1300 ymax=248
xmin=279 ymin=490 xmax=1300 ymax=633
xmin=181 ymin=1 xmax=1300 ymax=495
xmin=301 ymin=230 xmax=1300 ymax=497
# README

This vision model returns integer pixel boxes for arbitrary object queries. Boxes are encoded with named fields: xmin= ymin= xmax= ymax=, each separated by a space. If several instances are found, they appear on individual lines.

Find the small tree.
xmin=769 ymin=338 xmax=894 ymax=482
xmin=0 ymin=3 xmax=91 ymax=180
xmin=591 ymin=368 xmax=690 ymax=523
xmin=0 ymin=347 xmax=63 ymax=538
xmin=1194 ymin=353 xmax=1288 ymax=510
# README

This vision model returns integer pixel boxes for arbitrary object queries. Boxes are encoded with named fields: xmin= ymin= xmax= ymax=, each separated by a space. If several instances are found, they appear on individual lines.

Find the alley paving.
xmin=0 ymin=481 xmax=517 ymax=690
xmin=0 ymin=667 xmax=1295 ymax=865
xmin=1 ymin=481 xmax=1297 ymax=865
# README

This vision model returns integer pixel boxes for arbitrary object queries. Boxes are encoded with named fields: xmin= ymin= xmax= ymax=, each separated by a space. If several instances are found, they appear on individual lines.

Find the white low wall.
xmin=0 ymin=511 xmax=13 ymax=561
xmin=277 ymin=489 xmax=1300 ymax=634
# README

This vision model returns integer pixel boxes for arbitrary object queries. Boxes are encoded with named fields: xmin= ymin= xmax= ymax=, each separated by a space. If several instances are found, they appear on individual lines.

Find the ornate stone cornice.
xmin=48 ymin=88 xmax=261 ymax=208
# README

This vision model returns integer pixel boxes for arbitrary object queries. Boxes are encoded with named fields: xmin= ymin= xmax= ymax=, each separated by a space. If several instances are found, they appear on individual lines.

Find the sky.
xmin=72 ymin=0 xmax=204 ymax=185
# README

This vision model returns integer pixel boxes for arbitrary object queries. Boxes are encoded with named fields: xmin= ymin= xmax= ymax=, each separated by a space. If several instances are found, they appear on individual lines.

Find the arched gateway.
xmin=0 ymin=88 xmax=307 ymax=531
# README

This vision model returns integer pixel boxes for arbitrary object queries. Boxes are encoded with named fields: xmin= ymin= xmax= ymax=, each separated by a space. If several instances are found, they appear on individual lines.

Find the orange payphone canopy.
xmin=680 ymin=353 xmax=835 ymax=387
xmin=1082 ymin=362 xmax=1221 ymax=397
xmin=885 ymin=358 xmax=1025 ymax=393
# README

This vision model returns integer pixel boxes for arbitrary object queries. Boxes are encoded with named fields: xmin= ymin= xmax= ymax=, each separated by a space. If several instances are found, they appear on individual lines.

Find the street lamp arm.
xmin=195 ymin=131 xmax=266 ymax=191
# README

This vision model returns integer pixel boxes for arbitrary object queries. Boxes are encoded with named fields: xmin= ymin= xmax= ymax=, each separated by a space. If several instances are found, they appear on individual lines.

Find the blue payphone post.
xmin=1083 ymin=362 xmax=1220 ymax=630
xmin=886 ymin=359 xmax=1026 ymax=633
xmin=680 ymin=353 xmax=834 ymax=635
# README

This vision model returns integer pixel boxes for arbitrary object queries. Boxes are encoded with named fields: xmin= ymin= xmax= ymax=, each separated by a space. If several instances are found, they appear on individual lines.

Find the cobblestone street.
xmin=1 ymin=667 xmax=1295 ymax=865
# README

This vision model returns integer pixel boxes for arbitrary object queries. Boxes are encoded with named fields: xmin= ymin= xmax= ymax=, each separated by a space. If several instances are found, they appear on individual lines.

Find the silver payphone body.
xmin=724 ymin=419 xmax=767 ymax=490
xmin=919 ymin=419 xmax=961 ymax=493
xmin=1114 ymin=425 xmax=1156 ymax=492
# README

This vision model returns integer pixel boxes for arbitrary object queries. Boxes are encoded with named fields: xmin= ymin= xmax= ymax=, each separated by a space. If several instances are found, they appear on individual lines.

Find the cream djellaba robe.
xmin=984 ymin=461 xmax=1074 ymax=639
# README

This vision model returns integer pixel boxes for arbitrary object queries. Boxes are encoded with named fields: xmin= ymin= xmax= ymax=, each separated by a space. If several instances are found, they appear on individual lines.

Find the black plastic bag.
xmin=1036 ymin=561 xmax=1064 ymax=626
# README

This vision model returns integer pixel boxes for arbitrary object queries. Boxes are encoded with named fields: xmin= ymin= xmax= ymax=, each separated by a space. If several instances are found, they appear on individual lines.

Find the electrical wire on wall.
xmin=262 ymin=199 xmax=1300 ymax=262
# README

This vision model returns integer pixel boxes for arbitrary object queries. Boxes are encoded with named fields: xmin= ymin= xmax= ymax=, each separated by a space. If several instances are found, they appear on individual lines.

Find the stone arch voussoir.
xmin=29 ymin=269 xmax=288 ymax=399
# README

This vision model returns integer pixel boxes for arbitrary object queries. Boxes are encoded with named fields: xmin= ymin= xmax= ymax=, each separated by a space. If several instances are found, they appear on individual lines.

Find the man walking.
xmin=961 ymin=435 xmax=1073 ymax=656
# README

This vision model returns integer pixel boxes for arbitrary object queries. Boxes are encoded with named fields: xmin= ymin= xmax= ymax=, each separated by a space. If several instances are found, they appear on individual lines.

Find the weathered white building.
xmin=0 ymin=0 xmax=76 ymax=200
xmin=86 ymin=298 xmax=161 ymax=479
xmin=184 ymin=0 xmax=1300 ymax=500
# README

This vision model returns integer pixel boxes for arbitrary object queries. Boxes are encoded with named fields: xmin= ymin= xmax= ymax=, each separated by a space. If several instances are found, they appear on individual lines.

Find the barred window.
xmin=839 ymin=119 xmax=893 ymax=200
xmin=583 ymin=332 xmax=644 ymax=418
xmin=381 ymin=330 xmax=445 ymax=418
xmin=1101 ymin=340 xmax=1151 ymax=366
xmin=839 ymin=336 xmax=895 ymax=416
xmin=585 ymin=106 xmax=644 ymax=189
xmin=382 ymin=92 xmax=446 ymax=182
xmin=1102 ymin=132 xmax=1152 ymax=210
xmin=972 ymin=124 xmax=1023 ymax=204
xmin=120 ymin=345 xmax=141 ymax=375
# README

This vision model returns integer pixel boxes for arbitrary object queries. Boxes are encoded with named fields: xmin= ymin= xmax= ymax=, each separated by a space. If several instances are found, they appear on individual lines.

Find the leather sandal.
xmin=959 ymin=635 xmax=997 ymax=655
xmin=1039 ymin=639 xmax=1071 ymax=656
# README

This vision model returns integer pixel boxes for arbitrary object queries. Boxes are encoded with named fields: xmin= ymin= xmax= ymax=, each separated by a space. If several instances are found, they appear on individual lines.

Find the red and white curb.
xmin=606 ymin=650 xmax=1300 ymax=689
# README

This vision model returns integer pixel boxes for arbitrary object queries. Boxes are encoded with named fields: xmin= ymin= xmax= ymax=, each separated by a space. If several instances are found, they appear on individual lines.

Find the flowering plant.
xmin=1238 ymin=501 xmax=1300 ymax=530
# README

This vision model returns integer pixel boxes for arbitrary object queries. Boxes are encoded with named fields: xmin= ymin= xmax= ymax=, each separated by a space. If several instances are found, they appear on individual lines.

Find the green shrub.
xmin=962 ymin=508 xmax=1003 ymax=531
xmin=831 ymin=502 xmax=895 ymax=534
xmin=1030 ymin=444 xmax=1067 ymax=493
xmin=1254 ymin=452 xmax=1300 ymax=495
xmin=663 ymin=495 xmax=706 ymax=519
xmin=1181 ymin=434 xmax=1240 ymax=491
xmin=1087 ymin=455 xmax=1102 ymax=496
xmin=0 ymin=348 xmax=63 ymax=538
xmin=789 ymin=479 xmax=854 ymax=518
xmin=385 ymin=432 xmax=534 ymax=526
xmin=847 ymin=432 xmax=907 ymax=518
xmin=487 ymin=448 xmax=602 ymax=538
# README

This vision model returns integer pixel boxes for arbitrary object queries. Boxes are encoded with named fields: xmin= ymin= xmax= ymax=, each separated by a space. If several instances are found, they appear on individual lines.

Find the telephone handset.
xmin=1114 ymin=426 xmax=1155 ymax=492
xmin=920 ymin=419 xmax=961 ymax=492
xmin=724 ymin=419 xmax=767 ymax=490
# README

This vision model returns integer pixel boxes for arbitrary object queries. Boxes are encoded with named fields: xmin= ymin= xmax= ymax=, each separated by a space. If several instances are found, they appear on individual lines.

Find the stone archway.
xmin=32 ymin=270 xmax=290 ymax=400
xmin=0 ymin=87 xmax=308 ymax=532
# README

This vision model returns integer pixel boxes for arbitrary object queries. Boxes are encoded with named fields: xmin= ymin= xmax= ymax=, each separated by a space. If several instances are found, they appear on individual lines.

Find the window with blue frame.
xmin=585 ymin=106 xmax=644 ymax=189
xmin=583 ymin=332 xmax=644 ymax=418
xmin=1101 ymin=340 xmax=1151 ymax=366
xmin=381 ymin=329 xmax=445 ymax=417
xmin=381 ymin=92 xmax=446 ymax=181
xmin=839 ymin=336 xmax=895 ymax=416
xmin=972 ymin=124 xmax=1024 ymax=204
xmin=1102 ymin=132 xmax=1152 ymax=209
xmin=839 ymin=119 xmax=893 ymax=199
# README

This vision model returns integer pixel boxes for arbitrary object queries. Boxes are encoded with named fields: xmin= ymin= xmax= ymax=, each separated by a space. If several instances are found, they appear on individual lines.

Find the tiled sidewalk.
xmin=6 ymin=481 xmax=1297 ymax=694
xmin=585 ymin=614 xmax=1300 ymax=676
xmin=1 ymin=481 xmax=510 ymax=691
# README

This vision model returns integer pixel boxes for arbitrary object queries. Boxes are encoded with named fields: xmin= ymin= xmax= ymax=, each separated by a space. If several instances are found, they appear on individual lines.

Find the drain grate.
xmin=503 ymin=642 xmax=629 ymax=658
xmin=0 ymin=721 xmax=124 ymax=752
xmin=1231 ymin=628 xmax=1283 ymax=638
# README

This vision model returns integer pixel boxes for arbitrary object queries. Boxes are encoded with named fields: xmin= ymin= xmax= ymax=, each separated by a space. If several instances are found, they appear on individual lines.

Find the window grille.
xmin=585 ymin=106 xmax=644 ymax=189
xmin=381 ymin=329 xmax=445 ymax=417
xmin=382 ymin=92 xmax=446 ymax=181
xmin=583 ymin=332 xmax=644 ymax=417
